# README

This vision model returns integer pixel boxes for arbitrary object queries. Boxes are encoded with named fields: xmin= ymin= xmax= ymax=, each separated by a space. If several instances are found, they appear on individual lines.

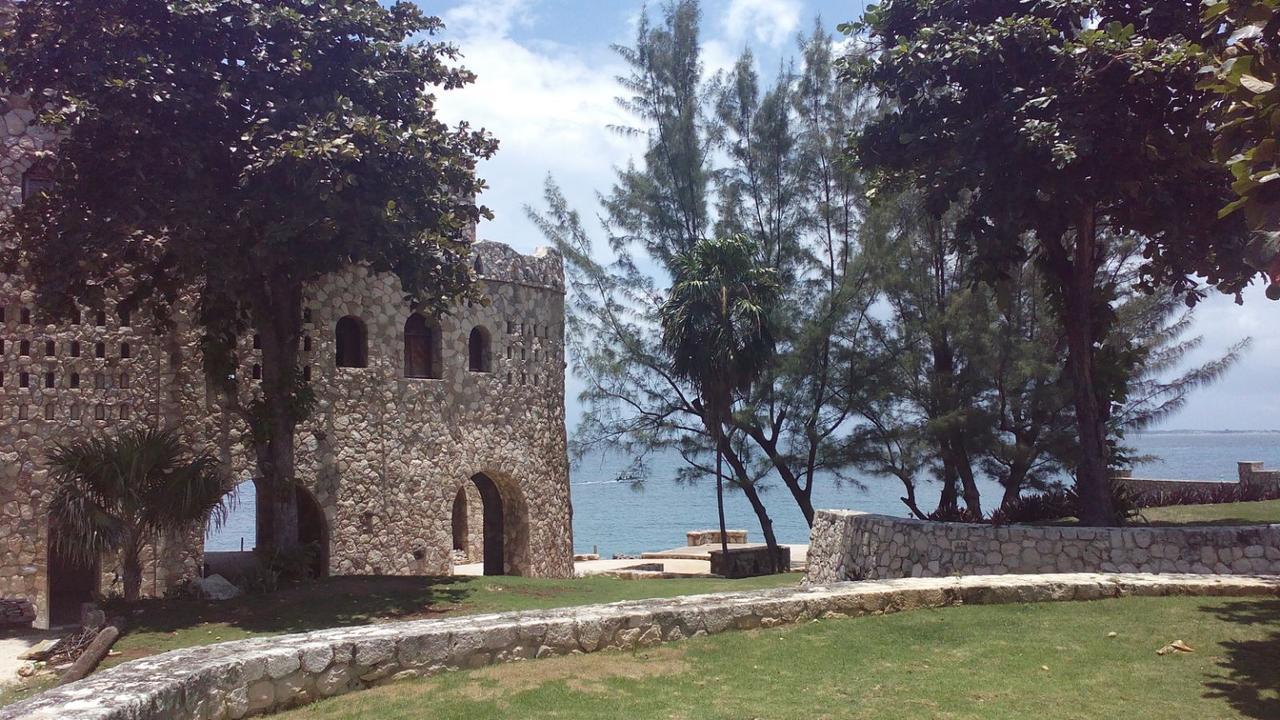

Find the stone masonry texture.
xmin=0 ymin=49 xmax=573 ymax=627
xmin=805 ymin=510 xmax=1280 ymax=584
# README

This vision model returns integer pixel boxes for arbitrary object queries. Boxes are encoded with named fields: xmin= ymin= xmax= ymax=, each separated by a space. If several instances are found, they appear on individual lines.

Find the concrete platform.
xmin=454 ymin=544 xmax=807 ymax=578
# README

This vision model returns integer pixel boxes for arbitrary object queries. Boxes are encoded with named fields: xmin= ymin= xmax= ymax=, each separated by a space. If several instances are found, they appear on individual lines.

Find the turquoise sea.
xmin=206 ymin=431 xmax=1280 ymax=557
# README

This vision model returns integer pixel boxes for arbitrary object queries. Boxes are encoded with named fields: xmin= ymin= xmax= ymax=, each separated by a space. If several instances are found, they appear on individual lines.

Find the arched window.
xmin=403 ymin=314 xmax=441 ymax=379
xmin=335 ymin=316 xmax=368 ymax=369
xmin=473 ymin=256 xmax=484 ymax=276
xmin=468 ymin=326 xmax=491 ymax=373
xmin=21 ymin=162 xmax=54 ymax=203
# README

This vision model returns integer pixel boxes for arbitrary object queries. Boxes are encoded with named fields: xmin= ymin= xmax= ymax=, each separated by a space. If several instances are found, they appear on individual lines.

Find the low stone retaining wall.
xmin=1115 ymin=460 xmax=1280 ymax=504
xmin=806 ymin=510 xmax=1280 ymax=584
xmin=6 ymin=573 xmax=1280 ymax=720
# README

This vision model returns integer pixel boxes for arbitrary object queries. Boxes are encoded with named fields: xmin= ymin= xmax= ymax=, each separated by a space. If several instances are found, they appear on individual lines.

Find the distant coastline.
xmin=1135 ymin=429 xmax=1280 ymax=435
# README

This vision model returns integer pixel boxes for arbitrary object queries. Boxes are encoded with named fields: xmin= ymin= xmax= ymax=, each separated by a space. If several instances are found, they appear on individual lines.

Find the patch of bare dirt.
xmin=457 ymin=646 xmax=689 ymax=700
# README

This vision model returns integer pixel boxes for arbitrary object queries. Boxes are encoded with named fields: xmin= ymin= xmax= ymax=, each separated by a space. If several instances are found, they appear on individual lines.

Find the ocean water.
xmin=206 ymin=431 xmax=1280 ymax=557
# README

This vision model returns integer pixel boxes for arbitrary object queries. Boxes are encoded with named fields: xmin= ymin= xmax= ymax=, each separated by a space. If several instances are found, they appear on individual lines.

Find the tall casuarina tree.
xmin=659 ymin=235 xmax=779 ymax=565
xmin=845 ymin=0 xmax=1256 ymax=524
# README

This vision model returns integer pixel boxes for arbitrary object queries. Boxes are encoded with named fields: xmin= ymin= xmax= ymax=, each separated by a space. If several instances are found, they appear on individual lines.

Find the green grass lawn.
xmin=279 ymin=594 xmax=1280 ymax=720
xmin=0 ymin=573 xmax=796 ymax=708
xmin=1137 ymin=499 xmax=1280 ymax=526
xmin=103 ymin=573 xmax=798 ymax=668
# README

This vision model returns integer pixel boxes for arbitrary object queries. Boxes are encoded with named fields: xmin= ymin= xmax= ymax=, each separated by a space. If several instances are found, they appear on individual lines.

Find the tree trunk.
xmin=1051 ymin=208 xmax=1116 ymax=526
xmin=714 ymin=441 xmax=729 ymax=561
xmin=121 ymin=536 xmax=142 ymax=604
xmin=251 ymin=277 xmax=306 ymax=551
xmin=738 ymin=423 xmax=815 ymax=525
xmin=721 ymin=441 xmax=783 ymax=574
xmin=935 ymin=455 xmax=959 ymax=516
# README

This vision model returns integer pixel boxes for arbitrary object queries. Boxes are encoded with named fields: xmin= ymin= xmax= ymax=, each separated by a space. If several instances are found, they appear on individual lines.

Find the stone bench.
xmin=685 ymin=529 xmax=748 ymax=547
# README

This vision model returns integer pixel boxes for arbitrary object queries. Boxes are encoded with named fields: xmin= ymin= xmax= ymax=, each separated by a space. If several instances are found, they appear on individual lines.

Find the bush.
xmin=990 ymin=488 xmax=1076 ymax=526
xmin=1133 ymin=481 xmax=1280 ymax=509
xmin=255 ymin=542 xmax=319 ymax=583
xmin=925 ymin=506 xmax=986 ymax=523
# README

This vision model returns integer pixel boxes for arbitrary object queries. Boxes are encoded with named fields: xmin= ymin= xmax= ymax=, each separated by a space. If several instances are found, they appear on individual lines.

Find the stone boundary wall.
xmin=4 ymin=573 xmax=1279 ymax=720
xmin=806 ymin=510 xmax=1280 ymax=584
xmin=1115 ymin=460 xmax=1280 ymax=504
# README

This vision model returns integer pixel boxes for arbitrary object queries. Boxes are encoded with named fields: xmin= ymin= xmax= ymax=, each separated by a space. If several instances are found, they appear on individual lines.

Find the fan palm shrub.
xmin=659 ymin=235 xmax=779 ymax=567
xmin=46 ymin=428 xmax=229 ymax=602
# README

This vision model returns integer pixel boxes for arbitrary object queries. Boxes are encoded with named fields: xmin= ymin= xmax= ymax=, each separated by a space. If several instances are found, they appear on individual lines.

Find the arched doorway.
xmin=471 ymin=473 xmax=505 ymax=575
xmin=47 ymin=517 xmax=98 ymax=626
xmin=451 ymin=487 xmax=468 ymax=556
xmin=296 ymin=486 xmax=329 ymax=578
xmin=248 ymin=480 xmax=330 ymax=579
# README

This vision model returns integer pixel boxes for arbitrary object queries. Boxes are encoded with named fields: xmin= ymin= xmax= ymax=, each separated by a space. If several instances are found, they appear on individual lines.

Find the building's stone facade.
xmin=5 ymin=572 xmax=1279 ymax=720
xmin=0 ymin=65 xmax=573 ymax=627
xmin=806 ymin=510 xmax=1280 ymax=584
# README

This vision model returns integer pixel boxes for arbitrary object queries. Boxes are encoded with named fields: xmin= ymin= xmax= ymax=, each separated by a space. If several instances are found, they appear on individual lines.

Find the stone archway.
xmin=472 ymin=473 xmax=505 ymax=575
xmin=47 ymin=516 xmax=97 ymax=626
xmin=456 ymin=472 xmax=530 ymax=576
xmin=451 ymin=487 xmax=468 ymax=556
xmin=296 ymin=486 xmax=330 ymax=578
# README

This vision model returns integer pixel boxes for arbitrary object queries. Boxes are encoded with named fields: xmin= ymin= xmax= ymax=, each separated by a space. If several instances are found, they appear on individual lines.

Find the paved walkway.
xmin=0 ymin=631 xmax=60 ymax=687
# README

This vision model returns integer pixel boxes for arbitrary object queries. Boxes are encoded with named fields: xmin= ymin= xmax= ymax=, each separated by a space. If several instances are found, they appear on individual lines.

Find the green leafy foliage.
xmin=1200 ymin=0 xmax=1280 ymax=295
xmin=1 ymin=0 xmax=496 ymax=548
xmin=46 ymin=428 xmax=229 ymax=602
xmin=844 ymin=0 xmax=1255 ymax=525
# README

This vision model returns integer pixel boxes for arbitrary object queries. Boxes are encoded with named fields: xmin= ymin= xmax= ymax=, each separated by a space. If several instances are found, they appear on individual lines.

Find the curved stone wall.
xmin=3 ymin=573 xmax=1278 ymax=719
xmin=806 ymin=510 xmax=1280 ymax=584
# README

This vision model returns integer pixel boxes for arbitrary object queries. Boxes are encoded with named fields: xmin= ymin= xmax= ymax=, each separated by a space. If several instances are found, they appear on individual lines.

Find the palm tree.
xmin=659 ymin=235 xmax=780 ymax=569
xmin=46 ymin=428 xmax=229 ymax=602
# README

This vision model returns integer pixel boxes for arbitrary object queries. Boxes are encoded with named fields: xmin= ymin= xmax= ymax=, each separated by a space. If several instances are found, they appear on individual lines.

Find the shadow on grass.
xmin=118 ymin=575 xmax=477 ymax=639
xmin=1200 ymin=599 xmax=1280 ymax=719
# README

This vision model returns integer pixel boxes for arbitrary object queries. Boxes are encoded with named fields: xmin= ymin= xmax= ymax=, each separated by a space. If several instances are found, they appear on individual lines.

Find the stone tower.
xmin=0 ymin=6 xmax=573 ymax=628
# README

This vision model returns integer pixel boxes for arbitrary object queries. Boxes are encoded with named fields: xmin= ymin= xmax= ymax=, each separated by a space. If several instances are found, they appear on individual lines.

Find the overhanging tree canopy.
xmin=2 ymin=0 xmax=497 ymax=547
xmin=845 ymin=0 xmax=1257 ymax=525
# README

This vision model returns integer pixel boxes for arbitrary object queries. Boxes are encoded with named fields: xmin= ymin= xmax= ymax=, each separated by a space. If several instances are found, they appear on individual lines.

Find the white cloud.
xmin=722 ymin=0 xmax=802 ymax=48
xmin=435 ymin=1 xmax=643 ymax=253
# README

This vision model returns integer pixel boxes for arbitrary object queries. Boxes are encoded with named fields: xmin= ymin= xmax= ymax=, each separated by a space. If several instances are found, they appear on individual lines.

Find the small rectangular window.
xmin=44 ymin=341 xmax=55 ymax=357
xmin=94 ymin=404 xmax=105 ymax=420
xmin=43 ymin=404 xmax=54 ymax=420
xmin=44 ymin=372 xmax=54 ymax=389
xmin=18 ymin=372 xmax=29 ymax=389
xmin=19 ymin=308 xmax=30 ymax=325
xmin=70 ymin=405 xmax=81 ymax=420
xmin=118 ymin=309 xmax=130 ymax=326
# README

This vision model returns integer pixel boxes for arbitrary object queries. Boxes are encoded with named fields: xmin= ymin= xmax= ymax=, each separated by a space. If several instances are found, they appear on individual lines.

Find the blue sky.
xmin=422 ymin=0 xmax=1279 ymax=431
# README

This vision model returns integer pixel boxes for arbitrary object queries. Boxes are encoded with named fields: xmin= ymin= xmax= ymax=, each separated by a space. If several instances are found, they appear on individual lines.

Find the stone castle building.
xmin=0 ymin=24 xmax=573 ymax=627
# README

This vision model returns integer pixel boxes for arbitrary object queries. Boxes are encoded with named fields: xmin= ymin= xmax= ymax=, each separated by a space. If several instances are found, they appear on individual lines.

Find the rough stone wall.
xmin=5 ymin=572 xmax=1279 ymax=720
xmin=0 ymin=79 xmax=573 ymax=625
xmin=1115 ymin=461 xmax=1280 ymax=504
xmin=806 ymin=510 xmax=1280 ymax=584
